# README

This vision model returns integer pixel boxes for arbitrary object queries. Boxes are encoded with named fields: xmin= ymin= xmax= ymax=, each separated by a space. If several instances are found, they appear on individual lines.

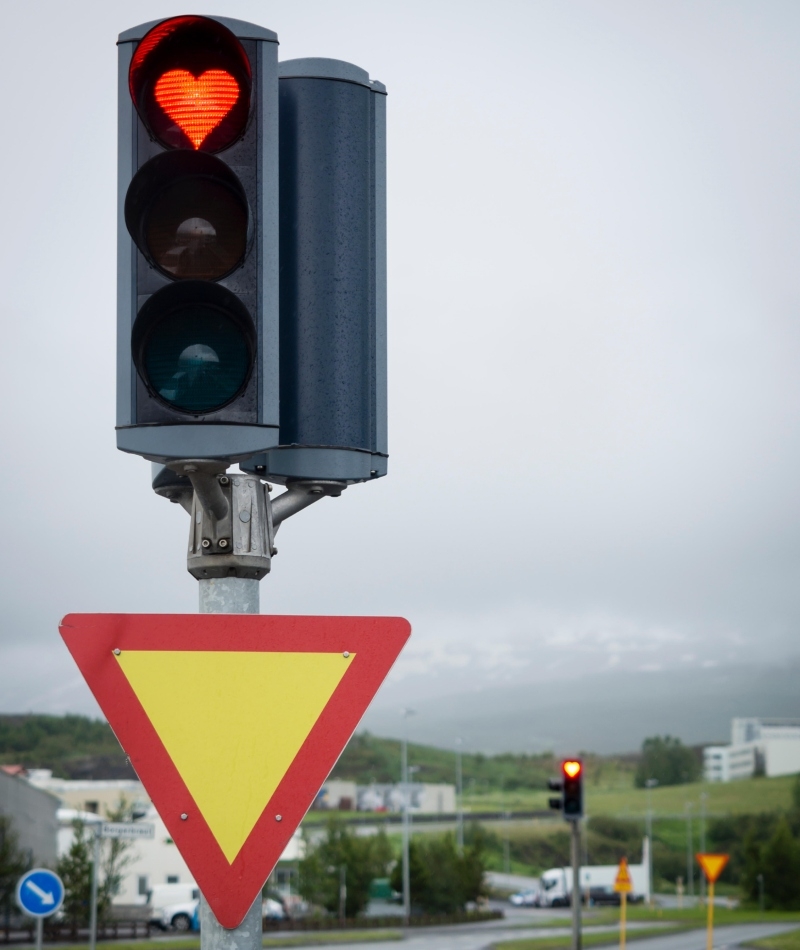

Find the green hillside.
xmin=0 ymin=714 xmax=132 ymax=779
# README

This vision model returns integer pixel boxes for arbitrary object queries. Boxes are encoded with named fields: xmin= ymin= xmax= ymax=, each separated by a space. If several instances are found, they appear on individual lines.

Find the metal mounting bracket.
xmin=152 ymin=463 xmax=347 ymax=580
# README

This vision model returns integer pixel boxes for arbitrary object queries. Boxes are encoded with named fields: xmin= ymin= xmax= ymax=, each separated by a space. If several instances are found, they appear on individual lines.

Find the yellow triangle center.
xmin=116 ymin=650 xmax=353 ymax=863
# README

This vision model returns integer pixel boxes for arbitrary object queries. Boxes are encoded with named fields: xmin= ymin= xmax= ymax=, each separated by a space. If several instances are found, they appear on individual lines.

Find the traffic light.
xmin=242 ymin=58 xmax=388 ymax=484
xmin=117 ymin=16 xmax=279 ymax=464
xmin=549 ymin=759 xmax=584 ymax=820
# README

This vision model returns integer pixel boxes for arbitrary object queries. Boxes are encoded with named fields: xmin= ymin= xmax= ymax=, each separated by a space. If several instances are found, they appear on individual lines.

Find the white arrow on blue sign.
xmin=16 ymin=869 xmax=65 ymax=918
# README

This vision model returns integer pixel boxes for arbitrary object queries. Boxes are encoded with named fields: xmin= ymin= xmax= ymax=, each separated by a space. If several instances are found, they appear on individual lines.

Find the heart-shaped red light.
xmin=154 ymin=69 xmax=240 ymax=149
xmin=563 ymin=760 xmax=582 ymax=778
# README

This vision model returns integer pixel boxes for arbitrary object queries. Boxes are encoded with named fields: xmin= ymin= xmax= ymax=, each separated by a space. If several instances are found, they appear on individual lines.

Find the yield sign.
xmin=613 ymin=857 xmax=633 ymax=893
xmin=696 ymin=853 xmax=729 ymax=884
xmin=59 ymin=613 xmax=410 ymax=928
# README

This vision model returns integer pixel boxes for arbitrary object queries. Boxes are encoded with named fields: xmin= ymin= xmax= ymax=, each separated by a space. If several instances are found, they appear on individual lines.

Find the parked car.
xmin=262 ymin=898 xmax=285 ymax=920
xmin=154 ymin=899 xmax=198 ymax=932
xmin=509 ymin=887 xmax=542 ymax=907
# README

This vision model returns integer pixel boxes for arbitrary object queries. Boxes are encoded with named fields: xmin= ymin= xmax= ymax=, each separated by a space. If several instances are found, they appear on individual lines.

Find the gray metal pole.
xmin=401 ymin=723 xmax=410 ymax=923
xmin=570 ymin=819 xmax=581 ymax=950
xmin=686 ymin=803 xmax=694 ymax=899
xmin=199 ymin=576 xmax=261 ymax=950
xmin=35 ymin=917 xmax=42 ymax=950
xmin=455 ymin=738 xmax=464 ymax=853
xmin=699 ymin=793 xmax=707 ymax=902
xmin=89 ymin=827 xmax=100 ymax=950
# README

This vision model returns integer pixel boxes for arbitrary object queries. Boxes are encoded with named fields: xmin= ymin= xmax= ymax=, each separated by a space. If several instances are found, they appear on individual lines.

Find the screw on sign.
xmin=613 ymin=858 xmax=633 ymax=950
xmin=696 ymin=854 xmax=730 ymax=950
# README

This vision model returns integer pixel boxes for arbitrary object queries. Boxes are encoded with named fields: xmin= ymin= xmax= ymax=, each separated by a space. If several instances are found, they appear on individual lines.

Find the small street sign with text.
xmin=101 ymin=822 xmax=155 ymax=840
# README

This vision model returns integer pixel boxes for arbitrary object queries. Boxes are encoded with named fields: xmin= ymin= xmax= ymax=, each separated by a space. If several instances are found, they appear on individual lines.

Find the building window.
xmin=167 ymin=875 xmax=179 ymax=884
xmin=85 ymin=801 xmax=99 ymax=814
xmin=138 ymin=876 xmax=149 ymax=896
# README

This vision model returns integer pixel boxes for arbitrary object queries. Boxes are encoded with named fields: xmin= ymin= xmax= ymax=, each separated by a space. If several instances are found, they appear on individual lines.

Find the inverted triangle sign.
xmin=59 ymin=613 xmax=410 ymax=928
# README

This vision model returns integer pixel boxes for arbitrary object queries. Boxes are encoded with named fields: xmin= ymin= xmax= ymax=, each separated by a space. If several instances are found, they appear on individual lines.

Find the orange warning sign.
xmin=696 ymin=853 xmax=729 ymax=883
xmin=614 ymin=857 xmax=633 ymax=893
xmin=59 ymin=613 xmax=410 ymax=928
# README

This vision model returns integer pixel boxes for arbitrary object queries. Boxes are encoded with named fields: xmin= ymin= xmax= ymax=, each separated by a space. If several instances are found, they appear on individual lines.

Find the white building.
xmin=703 ymin=744 xmax=757 ymax=782
xmin=33 ymin=772 xmax=304 ymax=906
xmin=356 ymin=782 xmax=456 ymax=814
xmin=704 ymin=718 xmax=800 ymax=782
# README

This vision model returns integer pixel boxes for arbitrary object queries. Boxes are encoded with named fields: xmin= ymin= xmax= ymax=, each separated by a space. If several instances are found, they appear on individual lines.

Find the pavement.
xmin=261 ymin=916 xmax=800 ymax=950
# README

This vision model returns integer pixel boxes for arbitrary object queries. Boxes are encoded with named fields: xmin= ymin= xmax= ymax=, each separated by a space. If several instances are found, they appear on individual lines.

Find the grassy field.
xmin=461 ymin=774 xmax=797 ymax=818
xmin=746 ymin=929 xmax=800 ymax=950
xmin=494 ymin=907 xmax=800 ymax=950
xmin=490 ymin=926 xmax=692 ymax=950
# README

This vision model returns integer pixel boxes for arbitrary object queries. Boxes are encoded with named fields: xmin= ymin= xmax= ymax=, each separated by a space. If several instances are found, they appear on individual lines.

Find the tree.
xmin=761 ymin=817 xmax=800 ymax=910
xmin=0 ymin=814 xmax=29 ymax=923
xmin=389 ymin=829 xmax=488 ymax=915
xmin=56 ymin=798 xmax=136 ymax=927
xmin=299 ymin=819 xmax=393 ymax=918
xmin=57 ymin=820 xmax=94 ymax=927
xmin=634 ymin=736 xmax=700 ymax=788
xmin=791 ymin=773 xmax=800 ymax=813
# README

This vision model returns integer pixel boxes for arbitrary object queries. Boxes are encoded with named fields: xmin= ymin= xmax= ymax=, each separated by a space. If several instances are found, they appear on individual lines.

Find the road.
xmin=263 ymin=916 xmax=799 ymax=950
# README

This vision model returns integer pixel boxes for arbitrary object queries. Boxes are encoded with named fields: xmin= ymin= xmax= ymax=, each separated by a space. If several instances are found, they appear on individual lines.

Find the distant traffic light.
xmin=562 ymin=759 xmax=583 ymax=818
xmin=548 ymin=759 xmax=583 ymax=820
xmin=117 ymin=16 xmax=280 ymax=464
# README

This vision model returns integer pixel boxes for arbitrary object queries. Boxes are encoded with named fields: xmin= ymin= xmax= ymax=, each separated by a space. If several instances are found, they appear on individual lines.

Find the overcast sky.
xmin=0 ymin=1 xmax=798 ymax=748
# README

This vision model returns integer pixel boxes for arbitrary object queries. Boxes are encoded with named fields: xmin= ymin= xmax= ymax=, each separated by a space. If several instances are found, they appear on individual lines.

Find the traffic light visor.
xmin=132 ymin=282 xmax=255 ymax=414
xmin=563 ymin=760 xmax=582 ymax=778
xmin=129 ymin=16 xmax=252 ymax=152
xmin=125 ymin=151 xmax=250 ymax=281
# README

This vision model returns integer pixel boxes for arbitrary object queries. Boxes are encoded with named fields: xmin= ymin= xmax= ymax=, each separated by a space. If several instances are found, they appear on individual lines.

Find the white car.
xmin=509 ymin=888 xmax=542 ymax=907
xmin=154 ymin=899 xmax=198 ymax=931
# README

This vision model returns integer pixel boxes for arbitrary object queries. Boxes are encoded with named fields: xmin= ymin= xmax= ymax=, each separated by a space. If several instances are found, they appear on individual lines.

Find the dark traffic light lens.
xmin=129 ymin=16 xmax=252 ymax=153
xmin=126 ymin=151 xmax=249 ymax=281
xmin=133 ymin=282 xmax=255 ymax=414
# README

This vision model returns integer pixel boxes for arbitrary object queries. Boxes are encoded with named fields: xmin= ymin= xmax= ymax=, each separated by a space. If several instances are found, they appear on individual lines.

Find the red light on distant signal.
xmin=154 ymin=69 xmax=240 ymax=150
xmin=563 ymin=760 xmax=582 ymax=778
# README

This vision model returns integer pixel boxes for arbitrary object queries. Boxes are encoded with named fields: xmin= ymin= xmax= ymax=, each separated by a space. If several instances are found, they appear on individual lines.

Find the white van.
xmin=539 ymin=839 xmax=650 ymax=907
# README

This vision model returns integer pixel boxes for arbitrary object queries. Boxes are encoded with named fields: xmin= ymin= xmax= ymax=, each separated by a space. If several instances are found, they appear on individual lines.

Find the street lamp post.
xmin=699 ymin=792 xmax=708 ymax=903
xmin=685 ymin=802 xmax=694 ymax=900
xmin=645 ymin=779 xmax=658 ymax=905
xmin=455 ymin=738 xmax=464 ymax=853
xmin=401 ymin=708 xmax=415 ymax=924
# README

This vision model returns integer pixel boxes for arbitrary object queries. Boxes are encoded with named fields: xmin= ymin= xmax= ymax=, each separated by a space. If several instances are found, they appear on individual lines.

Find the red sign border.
xmin=59 ymin=613 xmax=410 ymax=928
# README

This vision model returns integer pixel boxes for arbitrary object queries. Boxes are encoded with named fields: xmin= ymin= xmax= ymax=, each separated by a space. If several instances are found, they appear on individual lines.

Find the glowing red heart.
xmin=563 ymin=760 xmax=582 ymax=778
xmin=154 ymin=69 xmax=240 ymax=149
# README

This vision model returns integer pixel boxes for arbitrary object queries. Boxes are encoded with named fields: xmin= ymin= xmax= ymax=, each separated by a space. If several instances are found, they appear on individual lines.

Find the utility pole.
xmin=88 ymin=824 xmax=100 ymax=950
xmin=401 ymin=708 xmax=415 ymax=923
xmin=645 ymin=779 xmax=658 ymax=904
xmin=455 ymin=738 xmax=464 ymax=853
xmin=338 ymin=865 xmax=347 ymax=922
xmin=685 ymin=803 xmax=694 ymax=900
xmin=699 ymin=792 xmax=707 ymax=903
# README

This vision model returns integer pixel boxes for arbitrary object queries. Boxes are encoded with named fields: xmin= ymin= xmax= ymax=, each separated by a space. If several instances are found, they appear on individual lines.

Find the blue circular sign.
xmin=16 ymin=869 xmax=65 ymax=918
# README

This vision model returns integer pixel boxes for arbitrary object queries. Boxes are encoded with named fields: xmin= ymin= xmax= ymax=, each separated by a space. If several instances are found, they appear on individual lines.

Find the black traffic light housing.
xmin=549 ymin=759 xmax=584 ymax=820
xmin=117 ymin=16 xmax=279 ymax=464
xmin=242 ymin=58 xmax=388 ymax=484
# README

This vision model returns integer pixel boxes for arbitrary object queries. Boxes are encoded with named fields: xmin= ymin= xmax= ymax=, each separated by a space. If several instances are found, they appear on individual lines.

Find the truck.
xmin=539 ymin=838 xmax=650 ymax=907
